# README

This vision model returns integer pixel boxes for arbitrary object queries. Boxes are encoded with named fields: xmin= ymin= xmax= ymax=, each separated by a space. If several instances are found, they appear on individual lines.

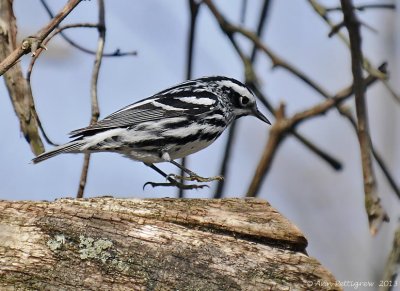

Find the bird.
xmin=32 ymin=76 xmax=271 ymax=189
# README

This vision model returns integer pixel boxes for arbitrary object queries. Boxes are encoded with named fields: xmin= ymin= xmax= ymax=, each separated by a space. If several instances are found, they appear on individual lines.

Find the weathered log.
xmin=0 ymin=198 xmax=341 ymax=290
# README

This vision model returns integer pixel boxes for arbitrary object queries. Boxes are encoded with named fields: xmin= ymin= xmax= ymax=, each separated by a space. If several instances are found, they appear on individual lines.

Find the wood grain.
xmin=0 ymin=198 xmax=341 ymax=290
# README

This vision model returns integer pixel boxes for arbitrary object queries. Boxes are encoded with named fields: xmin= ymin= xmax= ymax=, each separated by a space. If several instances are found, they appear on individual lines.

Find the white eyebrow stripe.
xmin=217 ymin=80 xmax=253 ymax=99
xmin=179 ymin=97 xmax=216 ymax=105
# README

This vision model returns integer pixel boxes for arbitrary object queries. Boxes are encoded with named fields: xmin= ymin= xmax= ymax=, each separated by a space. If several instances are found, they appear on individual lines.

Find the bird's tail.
xmin=32 ymin=140 xmax=84 ymax=164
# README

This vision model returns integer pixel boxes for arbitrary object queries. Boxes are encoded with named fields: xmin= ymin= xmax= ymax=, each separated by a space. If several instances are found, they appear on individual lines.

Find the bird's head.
xmin=208 ymin=76 xmax=271 ymax=124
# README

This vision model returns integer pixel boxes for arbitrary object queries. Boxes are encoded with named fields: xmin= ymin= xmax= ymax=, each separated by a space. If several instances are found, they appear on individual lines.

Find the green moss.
xmin=74 ymin=235 xmax=131 ymax=272
xmin=79 ymin=235 xmax=113 ymax=263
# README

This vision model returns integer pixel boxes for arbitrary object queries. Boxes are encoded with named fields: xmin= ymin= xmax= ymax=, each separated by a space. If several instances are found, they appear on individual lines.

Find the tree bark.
xmin=0 ymin=197 xmax=341 ymax=290
xmin=0 ymin=0 xmax=44 ymax=155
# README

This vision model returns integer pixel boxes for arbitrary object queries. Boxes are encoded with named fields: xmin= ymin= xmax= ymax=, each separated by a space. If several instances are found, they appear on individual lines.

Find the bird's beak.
xmin=253 ymin=108 xmax=271 ymax=124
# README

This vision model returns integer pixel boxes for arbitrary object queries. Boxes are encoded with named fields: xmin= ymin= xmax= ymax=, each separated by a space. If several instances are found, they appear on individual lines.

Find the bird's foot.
xmin=143 ymin=180 xmax=208 ymax=190
xmin=168 ymin=173 xmax=224 ymax=183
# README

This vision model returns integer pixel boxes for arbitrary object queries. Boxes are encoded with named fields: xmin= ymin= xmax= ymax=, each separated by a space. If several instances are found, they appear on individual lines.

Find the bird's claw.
xmin=143 ymin=180 xmax=209 ymax=190
xmin=167 ymin=173 xmax=224 ymax=183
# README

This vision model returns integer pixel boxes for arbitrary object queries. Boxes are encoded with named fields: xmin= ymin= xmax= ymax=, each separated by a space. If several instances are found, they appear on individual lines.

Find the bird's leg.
xmin=143 ymin=163 xmax=208 ymax=190
xmin=168 ymin=160 xmax=224 ymax=183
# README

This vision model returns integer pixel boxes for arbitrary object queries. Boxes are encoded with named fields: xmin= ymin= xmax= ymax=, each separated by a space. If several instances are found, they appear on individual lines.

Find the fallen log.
xmin=0 ymin=197 xmax=341 ymax=290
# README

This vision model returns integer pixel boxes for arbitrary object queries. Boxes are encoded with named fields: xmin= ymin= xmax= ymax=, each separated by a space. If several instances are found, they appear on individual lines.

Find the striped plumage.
xmin=33 ymin=76 xmax=270 ymax=189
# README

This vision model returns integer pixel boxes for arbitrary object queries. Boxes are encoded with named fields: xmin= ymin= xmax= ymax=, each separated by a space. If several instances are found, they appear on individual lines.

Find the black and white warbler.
xmin=32 ymin=76 xmax=270 ymax=189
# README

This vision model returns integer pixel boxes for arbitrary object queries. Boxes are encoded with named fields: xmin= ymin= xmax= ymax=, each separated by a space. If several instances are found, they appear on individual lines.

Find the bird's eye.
xmin=240 ymin=96 xmax=250 ymax=106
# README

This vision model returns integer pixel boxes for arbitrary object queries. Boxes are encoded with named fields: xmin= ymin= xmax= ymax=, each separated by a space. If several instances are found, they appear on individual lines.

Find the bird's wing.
xmin=69 ymin=90 xmax=220 ymax=137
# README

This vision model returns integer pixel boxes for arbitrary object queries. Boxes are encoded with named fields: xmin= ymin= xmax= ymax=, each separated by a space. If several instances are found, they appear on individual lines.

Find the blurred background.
xmin=0 ymin=0 xmax=399 ymax=289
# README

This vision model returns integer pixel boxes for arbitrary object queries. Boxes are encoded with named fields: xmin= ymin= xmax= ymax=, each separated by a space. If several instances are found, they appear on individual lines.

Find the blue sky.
xmin=1 ymin=0 xmax=399 ymax=285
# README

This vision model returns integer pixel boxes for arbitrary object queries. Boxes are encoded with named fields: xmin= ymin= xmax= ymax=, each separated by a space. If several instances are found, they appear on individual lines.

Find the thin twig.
xmin=250 ymin=83 xmax=343 ymax=171
xmin=26 ymin=23 xmax=99 ymax=147
xmin=0 ymin=0 xmax=46 ymax=155
xmin=250 ymin=0 xmax=272 ymax=63
xmin=0 ymin=0 xmax=82 ymax=76
xmin=247 ymin=103 xmax=285 ymax=197
xmin=27 ymin=23 xmax=99 ymax=81
xmin=308 ymin=0 xmax=398 ymax=98
xmin=76 ymin=155 xmax=91 ymax=198
xmin=292 ymin=131 xmax=342 ymax=170
xmin=39 ymin=0 xmax=136 ymax=57
xmin=204 ymin=0 xmax=337 ymax=111
xmin=380 ymin=224 xmax=400 ymax=291
xmin=216 ymin=1 xmax=273 ymax=197
xmin=205 ymin=0 xmax=327 ymax=94
xmin=178 ymin=0 xmax=201 ymax=198
xmin=186 ymin=0 xmax=200 ymax=92
xmin=214 ymin=121 xmax=239 ymax=198
xmin=207 ymin=0 xmax=344 ymax=196
xmin=1 ymin=1 xmax=82 ymax=154
xmin=76 ymin=0 xmax=105 ymax=198
xmin=326 ymin=3 xmax=396 ymax=12
xmin=246 ymin=67 xmax=385 ymax=197
xmin=373 ymin=150 xmax=400 ymax=199
xmin=205 ymin=0 xmax=400 ymax=200
xmin=329 ymin=19 xmax=378 ymax=38
xmin=35 ymin=117 xmax=59 ymax=147
xmin=382 ymin=81 xmax=400 ymax=105
xmin=240 ymin=0 xmax=247 ymax=24
xmin=341 ymin=0 xmax=388 ymax=234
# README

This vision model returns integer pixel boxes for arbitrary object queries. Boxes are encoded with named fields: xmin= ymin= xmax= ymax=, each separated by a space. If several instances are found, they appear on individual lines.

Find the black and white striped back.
xmin=32 ymin=76 xmax=269 ymax=165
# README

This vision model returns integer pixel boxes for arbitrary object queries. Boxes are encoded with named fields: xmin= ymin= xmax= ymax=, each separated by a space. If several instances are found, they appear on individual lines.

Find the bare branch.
xmin=216 ymin=0 xmax=274 ymax=197
xmin=340 ymin=0 xmax=388 ymax=234
xmin=204 ymin=0 xmax=400 ymax=200
xmin=329 ymin=19 xmax=378 ymax=38
xmin=0 ymin=0 xmax=44 ymax=155
xmin=27 ymin=23 xmax=99 ymax=81
xmin=380 ymin=224 xmax=400 ymax=291
xmin=247 ymin=104 xmax=286 ymax=197
xmin=239 ymin=0 xmax=248 ymax=24
xmin=77 ymin=0 xmax=106 ymax=198
xmin=250 ymin=0 xmax=272 ymax=63
xmin=382 ymin=81 xmax=400 ymax=105
xmin=326 ymin=3 xmax=396 ymax=12
xmin=217 ymin=1 xmax=272 ymax=197
xmin=215 ymin=121 xmax=239 ymax=198
xmin=328 ymin=21 xmax=346 ymax=37
xmin=25 ymin=23 xmax=99 ymax=148
xmin=250 ymin=83 xmax=343 ymax=171
xmin=0 ymin=0 xmax=82 ymax=76
xmin=246 ymin=67 xmax=385 ymax=197
xmin=39 ymin=0 xmax=136 ymax=57
xmin=178 ymin=0 xmax=201 ymax=198
xmin=308 ymin=0 xmax=400 ymax=105
xmin=205 ymin=0 xmax=345 ymax=196
xmin=292 ymin=131 xmax=342 ymax=170
xmin=373 ymin=150 xmax=400 ymax=199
